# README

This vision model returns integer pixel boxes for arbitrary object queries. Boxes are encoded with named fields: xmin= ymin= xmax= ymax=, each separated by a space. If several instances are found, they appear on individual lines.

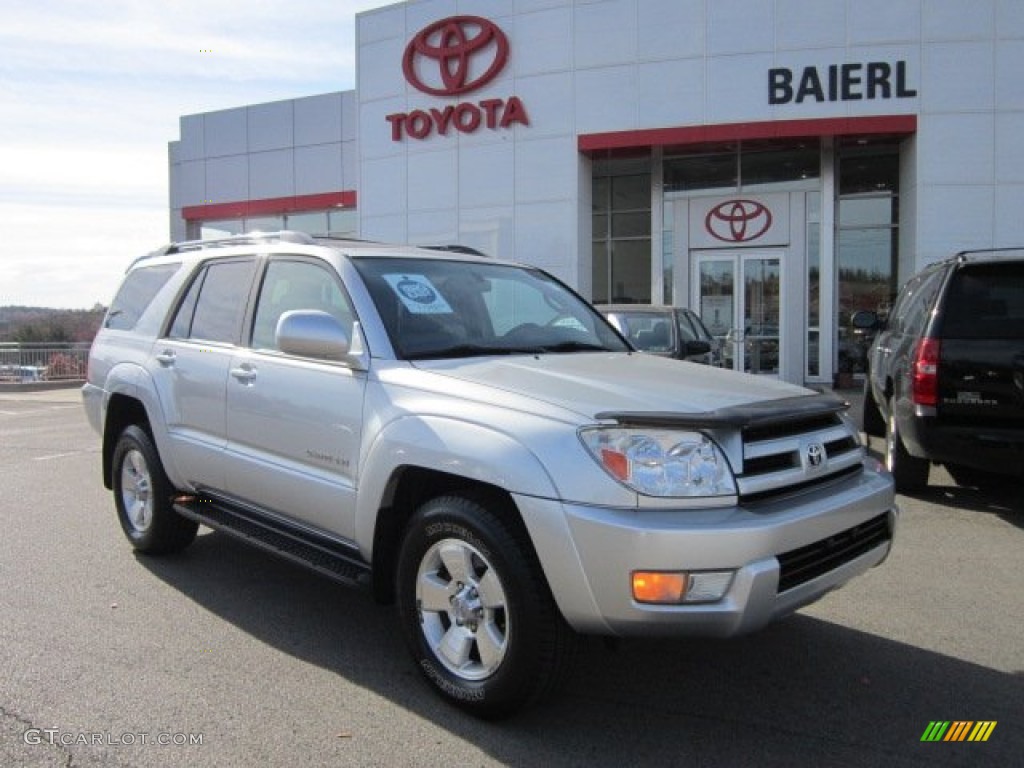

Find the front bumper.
xmin=516 ymin=463 xmax=896 ymax=637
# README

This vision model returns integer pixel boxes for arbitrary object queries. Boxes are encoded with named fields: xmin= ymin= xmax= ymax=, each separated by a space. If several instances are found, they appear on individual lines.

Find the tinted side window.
xmin=105 ymin=263 xmax=180 ymax=331
xmin=903 ymin=269 xmax=944 ymax=337
xmin=250 ymin=260 xmax=354 ymax=351
xmin=889 ymin=268 xmax=942 ymax=336
xmin=170 ymin=260 xmax=256 ymax=344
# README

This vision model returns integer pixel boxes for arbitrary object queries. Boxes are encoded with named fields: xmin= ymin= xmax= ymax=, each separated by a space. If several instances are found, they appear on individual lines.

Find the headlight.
xmin=579 ymin=428 xmax=736 ymax=497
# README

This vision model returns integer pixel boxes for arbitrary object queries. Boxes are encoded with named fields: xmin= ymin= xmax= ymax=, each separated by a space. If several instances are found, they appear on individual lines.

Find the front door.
xmin=694 ymin=251 xmax=783 ymax=376
xmin=224 ymin=256 xmax=366 ymax=541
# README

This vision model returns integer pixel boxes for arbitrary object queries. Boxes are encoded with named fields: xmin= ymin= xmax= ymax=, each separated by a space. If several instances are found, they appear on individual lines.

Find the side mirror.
xmin=851 ymin=310 xmax=880 ymax=331
xmin=276 ymin=310 xmax=366 ymax=368
xmin=684 ymin=340 xmax=712 ymax=356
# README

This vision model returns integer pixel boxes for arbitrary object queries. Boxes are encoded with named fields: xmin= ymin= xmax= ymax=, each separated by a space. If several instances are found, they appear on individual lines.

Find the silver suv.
xmin=83 ymin=232 xmax=896 ymax=717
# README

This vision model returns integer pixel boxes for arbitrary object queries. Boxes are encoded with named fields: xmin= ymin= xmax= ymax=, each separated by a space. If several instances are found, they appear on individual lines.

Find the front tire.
xmin=111 ymin=425 xmax=198 ymax=553
xmin=884 ymin=404 xmax=929 ymax=493
xmin=396 ymin=494 xmax=576 ymax=719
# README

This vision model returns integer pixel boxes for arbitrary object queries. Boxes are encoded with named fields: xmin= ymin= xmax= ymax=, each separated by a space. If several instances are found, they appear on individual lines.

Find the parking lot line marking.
xmin=33 ymin=451 xmax=86 ymax=461
xmin=0 ymin=404 xmax=79 ymax=418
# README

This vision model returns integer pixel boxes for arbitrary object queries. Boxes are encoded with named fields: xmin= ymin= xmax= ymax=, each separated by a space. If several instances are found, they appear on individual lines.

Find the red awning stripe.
xmin=578 ymin=115 xmax=917 ymax=153
xmin=182 ymin=190 xmax=357 ymax=221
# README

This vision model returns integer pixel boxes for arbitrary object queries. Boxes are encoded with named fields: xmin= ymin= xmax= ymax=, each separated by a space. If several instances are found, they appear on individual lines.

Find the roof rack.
xmin=166 ymin=230 xmax=315 ymax=254
xmin=955 ymin=247 xmax=1024 ymax=263
xmin=310 ymin=234 xmax=380 ymax=244
xmin=421 ymin=244 xmax=489 ymax=257
xmin=128 ymin=231 xmax=316 ymax=269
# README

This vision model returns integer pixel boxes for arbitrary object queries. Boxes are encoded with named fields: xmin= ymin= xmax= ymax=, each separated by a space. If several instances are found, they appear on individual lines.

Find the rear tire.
xmin=884 ymin=404 xmax=929 ymax=493
xmin=396 ymin=494 xmax=576 ymax=719
xmin=111 ymin=425 xmax=198 ymax=553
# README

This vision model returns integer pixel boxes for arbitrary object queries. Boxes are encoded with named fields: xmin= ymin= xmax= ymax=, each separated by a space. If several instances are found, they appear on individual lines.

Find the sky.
xmin=0 ymin=0 xmax=386 ymax=309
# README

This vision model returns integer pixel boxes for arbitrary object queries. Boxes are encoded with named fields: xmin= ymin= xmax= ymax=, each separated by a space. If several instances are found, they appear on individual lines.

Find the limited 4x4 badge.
xmin=947 ymin=391 xmax=998 ymax=406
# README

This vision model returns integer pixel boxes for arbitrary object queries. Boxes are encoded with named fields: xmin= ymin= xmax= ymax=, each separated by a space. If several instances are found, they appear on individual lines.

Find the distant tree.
xmin=0 ymin=307 xmax=104 ymax=343
xmin=12 ymin=322 xmax=72 ymax=344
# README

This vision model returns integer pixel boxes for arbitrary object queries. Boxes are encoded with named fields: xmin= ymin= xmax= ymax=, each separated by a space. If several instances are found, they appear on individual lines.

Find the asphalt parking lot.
xmin=1 ymin=387 xmax=1021 ymax=767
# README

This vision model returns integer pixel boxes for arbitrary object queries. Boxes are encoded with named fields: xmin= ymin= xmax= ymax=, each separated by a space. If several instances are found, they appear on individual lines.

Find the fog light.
xmin=632 ymin=572 xmax=688 ymax=604
xmin=632 ymin=570 xmax=735 ymax=604
xmin=685 ymin=571 xmax=734 ymax=602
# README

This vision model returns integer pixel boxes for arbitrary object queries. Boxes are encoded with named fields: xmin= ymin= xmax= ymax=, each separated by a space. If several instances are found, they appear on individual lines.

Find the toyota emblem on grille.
xmin=705 ymin=199 xmax=773 ymax=243
xmin=806 ymin=442 xmax=825 ymax=469
xmin=402 ymin=16 xmax=509 ymax=97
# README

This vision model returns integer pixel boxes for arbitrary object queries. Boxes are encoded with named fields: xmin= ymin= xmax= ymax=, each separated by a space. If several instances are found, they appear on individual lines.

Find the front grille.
xmin=776 ymin=513 xmax=892 ymax=592
xmin=737 ymin=412 xmax=865 ymax=501
xmin=743 ymin=413 xmax=841 ymax=443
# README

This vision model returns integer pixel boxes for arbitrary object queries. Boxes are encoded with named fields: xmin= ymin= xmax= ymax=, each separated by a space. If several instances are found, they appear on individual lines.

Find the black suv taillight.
xmin=911 ymin=337 xmax=940 ymax=407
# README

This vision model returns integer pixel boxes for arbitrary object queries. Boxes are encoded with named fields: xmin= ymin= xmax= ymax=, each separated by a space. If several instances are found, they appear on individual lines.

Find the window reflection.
xmin=836 ymin=143 xmax=900 ymax=378
xmin=196 ymin=208 xmax=358 ymax=240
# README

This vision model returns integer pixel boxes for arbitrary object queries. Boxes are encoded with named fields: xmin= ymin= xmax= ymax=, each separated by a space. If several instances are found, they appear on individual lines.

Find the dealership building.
xmin=168 ymin=0 xmax=1024 ymax=386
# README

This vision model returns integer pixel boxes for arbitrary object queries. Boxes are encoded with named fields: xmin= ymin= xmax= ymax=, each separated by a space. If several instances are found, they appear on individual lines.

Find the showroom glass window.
xmin=836 ymin=142 xmax=900 ymax=375
xmin=193 ymin=208 xmax=358 ymax=240
xmin=592 ymin=161 xmax=651 ymax=304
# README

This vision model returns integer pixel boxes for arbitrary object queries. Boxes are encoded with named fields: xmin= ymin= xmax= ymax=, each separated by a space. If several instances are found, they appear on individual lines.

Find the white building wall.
xmin=168 ymin=0 xmax=1024 ymax=282
xmin=348 ymin=0 xmax=1024 ymax=282
xmin=168 ymin=91 xmax=358 ymax=239
xmin=356 ymin=0 xmax=581 ymax=284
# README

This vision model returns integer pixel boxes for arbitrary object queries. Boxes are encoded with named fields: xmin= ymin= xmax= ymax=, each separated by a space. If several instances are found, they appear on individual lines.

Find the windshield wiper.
xmin=406 ymin=340 xmax=613 ymax=360
xmin=405 ymin=344 xmax=531 ymax=360
xmin=535 ymin=341 xmax=610 ymax=353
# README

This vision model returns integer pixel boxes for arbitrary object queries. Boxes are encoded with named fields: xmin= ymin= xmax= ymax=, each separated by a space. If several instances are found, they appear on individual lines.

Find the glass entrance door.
xmin=695 ymin=252 xmax=782 ymax=375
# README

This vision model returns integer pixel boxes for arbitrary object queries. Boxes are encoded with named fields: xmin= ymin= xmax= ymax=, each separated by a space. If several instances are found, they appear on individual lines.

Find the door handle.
xmin=155 ymin=350 xmax=176 ymax=365
xmin=230 ymin=365 xmax=257 ymax=383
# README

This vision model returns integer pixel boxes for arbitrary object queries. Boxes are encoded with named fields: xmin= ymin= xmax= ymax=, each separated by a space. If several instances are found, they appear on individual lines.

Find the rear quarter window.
xmin=105 ymin=263 xmax=181 ymax=331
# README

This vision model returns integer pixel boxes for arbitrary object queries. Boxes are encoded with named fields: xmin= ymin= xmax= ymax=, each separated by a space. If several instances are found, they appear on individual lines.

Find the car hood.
xmin=413 ymin=352 xmax=812 ymax=422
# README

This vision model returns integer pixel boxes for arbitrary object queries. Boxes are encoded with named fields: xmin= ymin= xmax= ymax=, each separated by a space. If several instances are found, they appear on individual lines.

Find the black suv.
xmin=861 ymin=248 xmax=1024 ymax=492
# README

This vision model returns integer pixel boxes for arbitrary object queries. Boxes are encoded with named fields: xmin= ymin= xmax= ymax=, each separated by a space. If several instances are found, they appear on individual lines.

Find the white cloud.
xmin=0 ymin=0 xmax=383 ymax=309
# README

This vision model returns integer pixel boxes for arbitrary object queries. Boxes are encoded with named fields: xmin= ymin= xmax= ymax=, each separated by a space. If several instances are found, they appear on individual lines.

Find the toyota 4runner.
xmin=83 ymin=232 xmax=896 ymax=717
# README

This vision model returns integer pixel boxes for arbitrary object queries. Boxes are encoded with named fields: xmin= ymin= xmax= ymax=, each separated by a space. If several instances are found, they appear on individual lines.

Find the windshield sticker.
xmin=383 ymin=274 xmax=453 ymax=315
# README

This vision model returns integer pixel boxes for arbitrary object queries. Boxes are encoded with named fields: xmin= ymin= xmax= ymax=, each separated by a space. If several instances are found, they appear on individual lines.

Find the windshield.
xmin=353 ymin=257 xmax=629 ymax=359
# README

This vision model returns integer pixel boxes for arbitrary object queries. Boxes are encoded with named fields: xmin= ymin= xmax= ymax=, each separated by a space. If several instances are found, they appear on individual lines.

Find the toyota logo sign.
xmin=705 ymin=200 xmax=773 ymax=243
xmin=388 ymin=16 xmax=528 ymax=142
xmin=402 ymin=16 xmax=509 ymax=97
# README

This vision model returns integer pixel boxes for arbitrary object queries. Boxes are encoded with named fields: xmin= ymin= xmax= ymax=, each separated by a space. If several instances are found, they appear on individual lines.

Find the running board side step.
xmin=173 ymin=497 xmax=372 ymax=590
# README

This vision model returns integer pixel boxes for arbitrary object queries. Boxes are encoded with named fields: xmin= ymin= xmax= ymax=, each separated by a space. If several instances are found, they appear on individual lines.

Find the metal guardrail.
xmin=0 ymin=342 xmax=90 ymax=382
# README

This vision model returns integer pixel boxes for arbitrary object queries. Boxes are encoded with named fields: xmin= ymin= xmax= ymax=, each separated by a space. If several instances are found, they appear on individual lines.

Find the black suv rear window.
xmin=942 ymin=262 xmax=1024 ymax=339
xmin=105 ymin=263 xmax=180 ymax=331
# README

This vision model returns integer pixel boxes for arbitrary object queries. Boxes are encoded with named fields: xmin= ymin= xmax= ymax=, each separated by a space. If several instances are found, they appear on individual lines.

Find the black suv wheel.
xmin=884 ymin=405 xmax=929 ymax=493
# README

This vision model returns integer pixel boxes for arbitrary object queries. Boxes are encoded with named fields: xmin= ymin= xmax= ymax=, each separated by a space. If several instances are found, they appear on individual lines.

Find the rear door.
xmin=937 ymin=260 xmax=1024 ymax=429
xmin=150 ymin=257 xmax=259 ymax=491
